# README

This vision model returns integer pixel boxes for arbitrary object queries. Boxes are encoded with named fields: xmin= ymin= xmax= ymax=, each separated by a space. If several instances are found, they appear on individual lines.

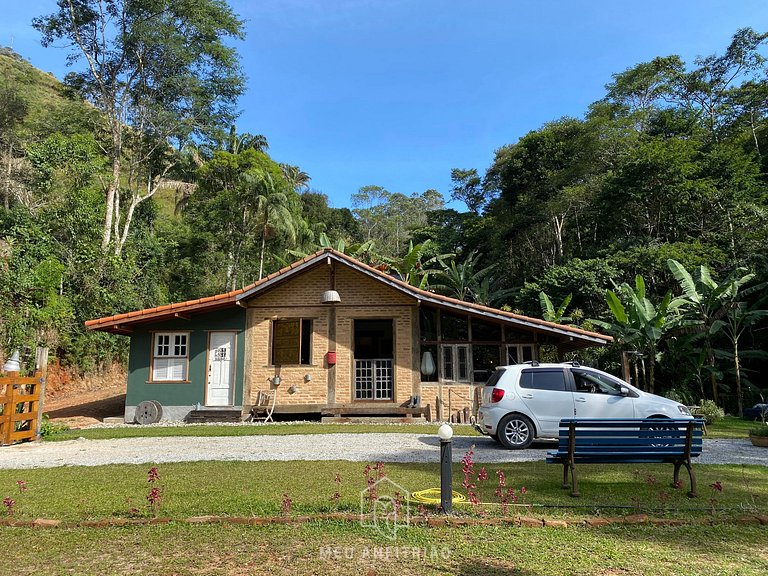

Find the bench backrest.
xmin=556 ymin=418 xmax=705 ymax=457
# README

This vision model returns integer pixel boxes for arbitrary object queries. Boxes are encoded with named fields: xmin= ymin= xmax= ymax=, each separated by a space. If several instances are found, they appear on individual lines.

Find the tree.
xmin=450 ymin=168 xmax=487 ymax=214
xmin=667 ymin=259 xmax=759 ymax=404
xmin=539 ymin=292 xmax=573 ymax=324
xmin=670 ymin=28 xmax=768 ymax=140
xmin=280 ymin=164 xmax=311 ymax=192
xmin=383 ymin=240 xmax=452 ymax=289
xmin=246 ymin=172 xmax=299 ymax=280
xmin=592 ymin=276 xmax=678 ymax=393
xmin=0 ymin=82 xmax=28 ymax=209
xmin=34 ymin=0 xmax=245 ymax=255
xmin=187 ymin=149 xmax=295 ymax=289
xmin=719 ymin=300 xmax=768 ymax=415
xmin=431 ymin=251 xmax=513 ymax=306
xmin=604 ymin=56 xmax=685 ymax=132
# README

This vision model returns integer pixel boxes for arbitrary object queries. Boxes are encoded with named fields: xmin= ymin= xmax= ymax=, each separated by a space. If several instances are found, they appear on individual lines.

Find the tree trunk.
xmin=258 ymin=221 xmax=268 ymax=280
xmin=4 ymin=141 xmax=12 ymax=210
xmin=621 ymin=350 xmax=632 ymax=385
xmin=734 ymin=339 xmax=743 ymax=417
xmin=648 ymin=343 xmax=655 ymax=394
xmin=708 ymin=344 xmax=718 ymax=404
xmin=102 ymin=156 xmax=121 ymax=251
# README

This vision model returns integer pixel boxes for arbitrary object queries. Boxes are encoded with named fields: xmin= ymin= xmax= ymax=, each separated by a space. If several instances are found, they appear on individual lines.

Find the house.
xmin=85 ymin=248 xmax=613 ymax=423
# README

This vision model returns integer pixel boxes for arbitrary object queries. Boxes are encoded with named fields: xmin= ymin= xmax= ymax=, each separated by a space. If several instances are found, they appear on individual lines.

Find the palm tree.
xmin=240 ymin=172 xmax=298 ymax=279
xmin=667 ymin=259 xmax=758 ymax=404
xmin=280 ymin=164 xmax=311 ymax=192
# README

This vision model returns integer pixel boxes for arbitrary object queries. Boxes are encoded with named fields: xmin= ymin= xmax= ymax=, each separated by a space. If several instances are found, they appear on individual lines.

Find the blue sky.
xmin=3 ymin=1 xmax=767 ymax=209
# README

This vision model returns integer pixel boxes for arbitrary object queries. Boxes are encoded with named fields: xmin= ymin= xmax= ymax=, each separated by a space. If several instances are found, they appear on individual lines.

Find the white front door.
xmin=207 ymin=332 xmax=236 ymax=406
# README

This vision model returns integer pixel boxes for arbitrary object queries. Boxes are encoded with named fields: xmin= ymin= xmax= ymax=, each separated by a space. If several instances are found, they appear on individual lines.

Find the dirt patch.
xmin=42 ymin=364 xmax=127 ymax=427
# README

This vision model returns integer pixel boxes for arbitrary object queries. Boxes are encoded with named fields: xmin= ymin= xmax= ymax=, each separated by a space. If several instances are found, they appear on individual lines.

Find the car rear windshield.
xmin=484 ymin=369 xmax=506 ymax=387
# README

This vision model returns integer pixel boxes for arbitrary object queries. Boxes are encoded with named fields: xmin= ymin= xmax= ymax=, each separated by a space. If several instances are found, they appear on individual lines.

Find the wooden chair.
xmin=249 ymin=390 xmax=276 ymax=423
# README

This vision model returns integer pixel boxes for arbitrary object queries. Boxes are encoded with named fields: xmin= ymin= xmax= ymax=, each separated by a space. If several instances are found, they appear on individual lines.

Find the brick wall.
xmin=420 ymin=383 xmax=477 ymax=422
xmin=243 ymin=261 xmax=418 ymax=408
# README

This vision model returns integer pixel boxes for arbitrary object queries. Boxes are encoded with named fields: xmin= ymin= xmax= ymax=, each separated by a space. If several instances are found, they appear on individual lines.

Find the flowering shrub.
xmin=145 ymin=467 xmax=163 ymax=516
xmin=461 ymin=446 xmax=479 ymax=507
xmin=708 ymin=480 xmax=723 ymax=515
xmin=3 ymin=497 xmax=15 ymax=516
xmin=281 ymin=492 xmax=293 ymax=516
xmin=330 ymin=473 xmax=342 ymax=508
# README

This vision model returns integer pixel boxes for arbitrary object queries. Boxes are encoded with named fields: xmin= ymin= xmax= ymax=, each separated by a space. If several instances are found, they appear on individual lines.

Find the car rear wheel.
xmin=497 ymin=414 xmax=535 ymax=449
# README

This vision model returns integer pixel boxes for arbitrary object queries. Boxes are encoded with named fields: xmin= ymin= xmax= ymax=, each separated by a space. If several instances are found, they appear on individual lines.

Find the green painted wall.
xmin=126 ymin=307 xmax=246 ymax=407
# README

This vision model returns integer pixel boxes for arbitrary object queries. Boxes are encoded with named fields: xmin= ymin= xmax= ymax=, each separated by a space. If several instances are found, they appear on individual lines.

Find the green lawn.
xmin=44 ymin=422 xmax=482 ymax=442
xmin=44 ymin=415 xmax=754 ymax=442
xmin=2 ymin=521 xmax=766 ymax=575
xmin=706 ymin=415 xmax=761 ymax=438
xmin=0 ymin=460 xmax=765 ymax=575
xmin=0 ymin=460 xmax=765 ymax=520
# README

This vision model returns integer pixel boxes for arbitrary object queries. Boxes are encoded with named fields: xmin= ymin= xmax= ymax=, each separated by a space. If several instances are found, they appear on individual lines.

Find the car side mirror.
xmin=619 ymin=386 xmax=630 ymax=397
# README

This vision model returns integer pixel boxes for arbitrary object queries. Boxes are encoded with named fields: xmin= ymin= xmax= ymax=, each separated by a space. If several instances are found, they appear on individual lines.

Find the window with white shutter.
xmin=151 ymin=332 xmax=190 ymax=381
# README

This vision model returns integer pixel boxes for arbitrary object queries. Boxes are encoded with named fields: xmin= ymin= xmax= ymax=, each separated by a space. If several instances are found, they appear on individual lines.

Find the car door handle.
xmin=575 ymin=397 xmax=587 ymax=403
xmin=521 ymin=394 xmax=533 ymax=399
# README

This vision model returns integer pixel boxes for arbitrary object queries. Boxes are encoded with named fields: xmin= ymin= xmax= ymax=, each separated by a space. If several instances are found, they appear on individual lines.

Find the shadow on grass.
xmin=457 ymin=560 xmax=537 ymax=576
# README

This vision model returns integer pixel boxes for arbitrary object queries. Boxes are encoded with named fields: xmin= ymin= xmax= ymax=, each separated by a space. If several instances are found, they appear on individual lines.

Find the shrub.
xmin=40 ymin=414 xmax=69 ymax=438
xmin=664 ymin=389 xmax=693 ymax=405
xmin=698 ymin=399 xmax=725 ymax=425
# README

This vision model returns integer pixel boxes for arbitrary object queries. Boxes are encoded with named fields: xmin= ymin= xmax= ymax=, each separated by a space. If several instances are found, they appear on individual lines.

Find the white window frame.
xmin=441 ymin=344 xmax=470 ymax=383
xmin=151 ymin=332 xmax=190 ymax=382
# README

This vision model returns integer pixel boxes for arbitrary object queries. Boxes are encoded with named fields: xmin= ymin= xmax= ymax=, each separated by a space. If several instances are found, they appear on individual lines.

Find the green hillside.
xmin=0 ymin=46 xmax=98 ymax=140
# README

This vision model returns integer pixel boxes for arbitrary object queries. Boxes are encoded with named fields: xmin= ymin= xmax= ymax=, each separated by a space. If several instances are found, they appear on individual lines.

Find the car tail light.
xmin=491 ymin=388 xmax=505 ymax=403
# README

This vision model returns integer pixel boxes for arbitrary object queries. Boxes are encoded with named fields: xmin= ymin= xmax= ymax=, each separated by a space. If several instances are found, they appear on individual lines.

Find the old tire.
xmin=497 ymin=413 xmax=535 ymax=449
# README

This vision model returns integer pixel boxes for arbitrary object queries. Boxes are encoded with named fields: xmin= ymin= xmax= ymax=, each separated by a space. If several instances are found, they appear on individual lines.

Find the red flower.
xmin=710 ymin=481 xmax=723 ymax=492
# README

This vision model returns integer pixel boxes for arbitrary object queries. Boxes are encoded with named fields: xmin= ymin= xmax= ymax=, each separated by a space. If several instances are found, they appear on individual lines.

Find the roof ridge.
xmin=86 ymin=247 xmax=611 ymax=343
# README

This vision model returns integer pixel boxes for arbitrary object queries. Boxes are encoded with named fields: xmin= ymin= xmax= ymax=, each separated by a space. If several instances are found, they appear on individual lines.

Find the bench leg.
xmin=564 ymin=462 xmax=579 ymax=497
xmin=673 ymin=460 xmax=697 ymax=498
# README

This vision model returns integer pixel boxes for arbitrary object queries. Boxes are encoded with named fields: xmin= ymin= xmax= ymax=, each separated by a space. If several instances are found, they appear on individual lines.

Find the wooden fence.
xmin=0 ymin=371 xmax=43 ymax=445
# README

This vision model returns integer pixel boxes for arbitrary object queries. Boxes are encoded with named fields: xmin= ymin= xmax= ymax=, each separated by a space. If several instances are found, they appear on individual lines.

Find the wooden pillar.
xmin=621 ymin=350 xmax=632 ymax=385
xmin=327 ymin=306 xmax=336 ymax=405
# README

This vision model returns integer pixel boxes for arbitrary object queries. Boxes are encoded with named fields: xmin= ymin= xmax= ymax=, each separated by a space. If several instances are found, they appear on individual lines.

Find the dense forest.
xmin=0 ymin=2 xmax=766 ymax=413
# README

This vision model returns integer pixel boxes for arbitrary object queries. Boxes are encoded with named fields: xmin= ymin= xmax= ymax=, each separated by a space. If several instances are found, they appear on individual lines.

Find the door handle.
xmin=575 ymin=397 xmax=587 ymax=403
xmin=521 ymin=394 xmax=533 ymax=399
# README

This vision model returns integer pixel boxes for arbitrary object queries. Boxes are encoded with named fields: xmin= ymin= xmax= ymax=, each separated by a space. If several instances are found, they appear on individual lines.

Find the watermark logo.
xmin=359 ymin=477 xmax=410 ymax=540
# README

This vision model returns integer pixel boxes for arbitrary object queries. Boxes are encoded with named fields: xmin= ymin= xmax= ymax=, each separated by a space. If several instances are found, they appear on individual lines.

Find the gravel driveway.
xmin=0 ymin=434 xmax=766 ymax=469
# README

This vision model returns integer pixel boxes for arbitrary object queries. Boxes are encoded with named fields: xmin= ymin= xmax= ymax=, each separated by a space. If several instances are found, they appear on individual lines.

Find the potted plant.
xmin=749 ymin=424 xmax=768 ymax=447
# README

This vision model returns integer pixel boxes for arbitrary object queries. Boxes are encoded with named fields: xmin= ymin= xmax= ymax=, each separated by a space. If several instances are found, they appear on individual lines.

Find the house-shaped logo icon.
xmin=359 ymin=477 xmax=411 ymax=540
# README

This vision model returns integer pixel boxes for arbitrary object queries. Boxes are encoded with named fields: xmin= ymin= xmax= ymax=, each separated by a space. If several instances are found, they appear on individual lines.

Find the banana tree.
xmin=667 ymin=259 xmax=759 ymax=404
xmin=383 ymin=240 xmax=453 ymax=289
xmin=592 ymin=275 xmax=678 ymax=393
xmin=539 ymin=292 xmax=573 ymax=324
xmin=716 ymin=300 xmax=768 ymax=415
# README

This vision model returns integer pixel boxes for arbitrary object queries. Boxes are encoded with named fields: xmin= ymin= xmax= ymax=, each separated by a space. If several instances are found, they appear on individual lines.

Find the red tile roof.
xmin=85 ymin=248 xmax=612 ymax=344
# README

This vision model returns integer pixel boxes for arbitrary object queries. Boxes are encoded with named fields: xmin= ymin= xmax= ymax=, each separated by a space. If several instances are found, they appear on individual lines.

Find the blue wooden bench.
xmin=546 ymin=418 xmax=705 ymax=498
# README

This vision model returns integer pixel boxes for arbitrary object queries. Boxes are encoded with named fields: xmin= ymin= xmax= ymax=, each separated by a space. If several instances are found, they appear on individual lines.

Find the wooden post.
xmin=34 ymin=347 xmax=49 ymax=441
xmin=621 ymin=350 xmax=632 ymax=385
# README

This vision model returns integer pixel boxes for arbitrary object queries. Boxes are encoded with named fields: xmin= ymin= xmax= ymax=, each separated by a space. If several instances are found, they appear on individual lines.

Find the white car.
xmin=476 ymin=362 xmax=693 ymax=449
